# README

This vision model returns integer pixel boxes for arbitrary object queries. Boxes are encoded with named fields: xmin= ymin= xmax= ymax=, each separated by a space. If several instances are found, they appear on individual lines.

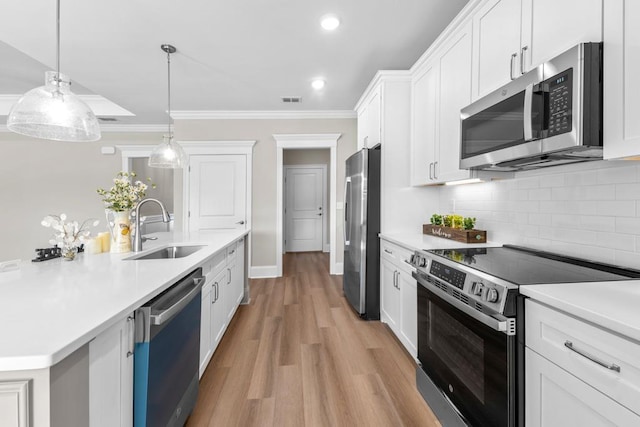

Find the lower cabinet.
xmin=89 ymin=313 xmax=134 ymax=427
xmin=525 ymin=299 xmax=640 ymax=426
xmin=379 ymin=239 xmax=417 ymax=358
xmin=199 ymin=236 xmax=246 ymax=378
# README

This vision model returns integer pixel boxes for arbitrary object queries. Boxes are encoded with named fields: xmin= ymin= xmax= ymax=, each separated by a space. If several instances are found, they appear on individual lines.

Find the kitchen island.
xmin=0 ymin=229 xmax=249 ymax=427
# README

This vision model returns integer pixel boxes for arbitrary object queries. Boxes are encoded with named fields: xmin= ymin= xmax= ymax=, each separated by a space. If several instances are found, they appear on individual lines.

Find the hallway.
xmin=187 ymin=252 xmax=439 ymax=426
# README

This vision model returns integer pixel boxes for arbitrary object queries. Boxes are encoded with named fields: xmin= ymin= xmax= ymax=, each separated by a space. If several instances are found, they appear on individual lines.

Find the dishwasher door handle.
xmin=150 ymin=277 xmax=204 ymax=326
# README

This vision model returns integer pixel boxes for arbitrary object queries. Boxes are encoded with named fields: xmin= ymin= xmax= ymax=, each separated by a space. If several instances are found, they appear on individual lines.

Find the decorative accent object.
xmin=424 ymin=214 xmax=486 ymax=243
xmin=148 ymin=44 xmax=186 ymax=168
xmin=41 ymin=214 xmax=99 ymax=261
xmin=6 ymin=0 xmax=100 ymax=142
xmin=97 ymin=171 xmax=154 ymax=253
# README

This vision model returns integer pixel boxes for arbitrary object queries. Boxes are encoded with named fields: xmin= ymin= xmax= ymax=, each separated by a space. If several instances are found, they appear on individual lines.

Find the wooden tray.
xmin=422 ymin=224 xmax=487 ymax=244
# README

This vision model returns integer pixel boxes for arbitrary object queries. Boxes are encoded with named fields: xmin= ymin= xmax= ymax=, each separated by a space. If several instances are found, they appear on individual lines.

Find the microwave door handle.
xmin=523 ymin=83 xmax=534 ymax=141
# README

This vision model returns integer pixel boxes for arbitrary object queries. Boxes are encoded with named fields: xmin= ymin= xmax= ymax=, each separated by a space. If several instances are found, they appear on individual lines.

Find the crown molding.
xmin=99 ymin=124 xmax=167 ymax=132
xmin=170 ymin=110 xmax=356 ymax=120
xmin=353 ymin=70 xmax=412 ymax=111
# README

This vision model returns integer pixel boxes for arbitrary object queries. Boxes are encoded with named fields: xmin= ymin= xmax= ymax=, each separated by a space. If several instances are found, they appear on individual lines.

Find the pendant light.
xmin=6 ymin=0 xmax=101 ymax=142
xmin=148 ymin=44 xmax=186 ymax=169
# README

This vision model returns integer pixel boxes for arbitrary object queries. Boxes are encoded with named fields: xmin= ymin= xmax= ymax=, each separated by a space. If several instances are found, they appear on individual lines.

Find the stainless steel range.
xmin=411 ymin=245 xmax=640 ymax=427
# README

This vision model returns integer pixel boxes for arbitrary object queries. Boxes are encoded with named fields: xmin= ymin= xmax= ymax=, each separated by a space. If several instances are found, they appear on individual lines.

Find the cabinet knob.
xmin=236 ymin=220 xmax=245 ymax=225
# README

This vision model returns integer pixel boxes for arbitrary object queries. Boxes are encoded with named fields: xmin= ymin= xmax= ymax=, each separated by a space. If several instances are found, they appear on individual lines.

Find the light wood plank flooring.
xmin=187 ymin=252 xmax=440 ymax=427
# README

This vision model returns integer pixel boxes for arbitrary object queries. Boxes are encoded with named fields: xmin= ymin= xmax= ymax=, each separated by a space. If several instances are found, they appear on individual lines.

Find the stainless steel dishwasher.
xmin=134 ymin=268 xmax=203 ymax=427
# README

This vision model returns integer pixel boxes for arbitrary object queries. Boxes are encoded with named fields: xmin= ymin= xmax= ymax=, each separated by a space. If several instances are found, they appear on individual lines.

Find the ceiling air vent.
xmin=98 ymin=117 xmax=118 ymax=122
xmin=281 ymin=96 xmax=302 ymax=103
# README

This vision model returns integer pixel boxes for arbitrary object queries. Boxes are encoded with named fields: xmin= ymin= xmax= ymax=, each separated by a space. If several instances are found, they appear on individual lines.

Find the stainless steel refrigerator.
xmin=343 ymin=147 xmax=380 ymax=320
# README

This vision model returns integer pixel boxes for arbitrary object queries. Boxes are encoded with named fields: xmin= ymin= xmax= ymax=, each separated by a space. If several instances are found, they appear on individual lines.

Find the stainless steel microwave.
xmin=460 ymin=43 xmax=602 ymax=171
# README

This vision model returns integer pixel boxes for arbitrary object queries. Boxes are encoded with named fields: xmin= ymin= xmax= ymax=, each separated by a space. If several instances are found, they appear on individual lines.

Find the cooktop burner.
xmin=427 ymin=245 xmax=640 ymax=285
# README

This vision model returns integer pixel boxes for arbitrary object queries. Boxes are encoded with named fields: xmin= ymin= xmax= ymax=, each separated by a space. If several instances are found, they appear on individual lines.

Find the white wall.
xmin=437 ymin=160 xmax=640 ymax=268
xmin=175 ymin=118 xmax=357 ymax=269
xmin=0 ymin=132 xmax=163 ymax=262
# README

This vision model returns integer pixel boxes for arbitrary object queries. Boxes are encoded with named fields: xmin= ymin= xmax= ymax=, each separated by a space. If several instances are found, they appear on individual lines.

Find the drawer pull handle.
xmin=384 ymin=249 xmax=393 ymax=254
xmin=564 ymin=341 xmax=621 ymax=373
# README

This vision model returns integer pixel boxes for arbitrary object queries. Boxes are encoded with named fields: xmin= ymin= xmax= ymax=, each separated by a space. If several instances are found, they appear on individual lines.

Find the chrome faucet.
xmin=132 ymin=198 xmax=171 ymax=252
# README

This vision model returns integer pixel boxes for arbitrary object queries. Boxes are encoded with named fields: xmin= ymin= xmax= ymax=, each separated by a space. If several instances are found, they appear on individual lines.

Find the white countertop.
xmin=0 ymin=229 xmax=248 ymax=371
xmin=521 ymin=281 xmax=640 ymax=343
xmin=379 ymin=232 xmax=501 ymax=252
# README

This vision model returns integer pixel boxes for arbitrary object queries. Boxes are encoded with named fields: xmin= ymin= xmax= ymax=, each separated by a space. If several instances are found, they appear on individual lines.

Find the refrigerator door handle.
xmin=344 ymin=177 xmax=351 ymax=246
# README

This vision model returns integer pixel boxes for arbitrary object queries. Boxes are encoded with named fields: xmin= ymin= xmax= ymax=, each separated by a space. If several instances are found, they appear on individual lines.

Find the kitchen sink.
xmin=126 ymin=245 xmax=206 ymax=260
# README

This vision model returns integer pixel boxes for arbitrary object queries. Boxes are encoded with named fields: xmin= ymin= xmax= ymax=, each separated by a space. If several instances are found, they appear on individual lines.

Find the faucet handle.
xmin=141 ymin=236 xmax=158 ymax=243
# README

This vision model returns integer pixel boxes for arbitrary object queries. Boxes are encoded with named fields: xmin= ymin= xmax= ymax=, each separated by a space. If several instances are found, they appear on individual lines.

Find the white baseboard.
xmin=330 ymin=262 xmax=344 ymax=275
xmin=249 ymin=265 xmax=278 ymax=278
xmin=323 ymin=244 xmax=330 ymax=253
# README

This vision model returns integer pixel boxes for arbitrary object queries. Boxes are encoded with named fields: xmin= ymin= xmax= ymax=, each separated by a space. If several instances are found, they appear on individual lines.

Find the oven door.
xmin=417 ymin=280 xmax=516 ymax=427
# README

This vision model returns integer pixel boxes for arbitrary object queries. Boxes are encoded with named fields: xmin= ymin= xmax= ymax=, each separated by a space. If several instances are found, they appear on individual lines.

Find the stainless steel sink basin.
xmin=126 ymin=245 xmax=206 ymax=260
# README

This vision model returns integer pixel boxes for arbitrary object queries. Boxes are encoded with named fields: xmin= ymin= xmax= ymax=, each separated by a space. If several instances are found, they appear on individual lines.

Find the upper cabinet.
xmin=603 ymin=0 xmax=640 ymax=159
xmin=472 ymin=0 xmax=602 ymax=100
xmin=356 ymin=85 xmax=382 ymax=150
xmin=411 ymin=22 xmax=475 ymax=185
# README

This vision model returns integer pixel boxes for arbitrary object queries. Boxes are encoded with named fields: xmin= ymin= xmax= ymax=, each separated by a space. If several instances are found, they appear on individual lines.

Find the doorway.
xmin=284 ymin=164 xmax=328 ymax=253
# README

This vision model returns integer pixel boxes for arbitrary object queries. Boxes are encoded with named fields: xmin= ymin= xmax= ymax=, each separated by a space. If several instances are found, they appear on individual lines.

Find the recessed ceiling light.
xmin=320 ymin=14 xmax=340 ymax=31
xmin=311 ymin=79 xmax=326 ymax=90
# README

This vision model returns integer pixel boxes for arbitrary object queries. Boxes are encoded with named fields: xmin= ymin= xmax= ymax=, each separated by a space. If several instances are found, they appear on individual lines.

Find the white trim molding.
xmin=171 ymin=110 xmax=356 ymax=120
xmin=353 ymin=70 xmax=412 ymax=111
xmin=274 ymin=133 xmax=341 ymax=277
xmin=249 ymin=265 xmax=278 ymax=279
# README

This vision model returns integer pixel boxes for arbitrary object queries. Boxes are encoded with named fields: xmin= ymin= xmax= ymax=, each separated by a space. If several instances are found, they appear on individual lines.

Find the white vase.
xmin=106 ymin=210 xmax=132 ymax=253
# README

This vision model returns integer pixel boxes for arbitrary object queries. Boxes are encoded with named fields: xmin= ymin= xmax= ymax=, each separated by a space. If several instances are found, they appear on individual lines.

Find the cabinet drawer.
xmin=380 ymin=240 xmax=413 ymax=267
xmin=526 ymin=300 xmax=640 ymax=414
xmin=226 ymin=241 xmax=237 ymax=267
xmin=201 ymin=250 xmax=227 ymax=282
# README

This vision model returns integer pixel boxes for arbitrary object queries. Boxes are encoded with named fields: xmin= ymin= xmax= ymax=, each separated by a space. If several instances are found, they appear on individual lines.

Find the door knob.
xmin=236 ymin=220 xmax=245 ymax=225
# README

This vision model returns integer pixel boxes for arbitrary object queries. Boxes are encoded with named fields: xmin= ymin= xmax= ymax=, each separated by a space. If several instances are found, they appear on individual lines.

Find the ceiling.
xmin=0 ymin=0 xmax=469 ymax=126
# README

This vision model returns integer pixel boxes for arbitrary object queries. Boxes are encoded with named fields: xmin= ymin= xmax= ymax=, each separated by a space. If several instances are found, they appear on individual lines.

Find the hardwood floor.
xmin=187 ymin=252 xmax=440 ymax=427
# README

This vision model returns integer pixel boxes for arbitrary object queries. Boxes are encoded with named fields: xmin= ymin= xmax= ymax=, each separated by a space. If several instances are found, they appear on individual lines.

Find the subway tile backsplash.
xmin=438 ymin=160 xmax=640 ymax=268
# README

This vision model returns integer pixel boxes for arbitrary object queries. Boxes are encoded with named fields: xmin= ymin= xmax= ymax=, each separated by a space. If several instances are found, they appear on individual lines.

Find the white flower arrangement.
xmin=96 ymin=171 xmax=155 ymax=212
xmin=41 ymin=214 xmax=100 ymax=250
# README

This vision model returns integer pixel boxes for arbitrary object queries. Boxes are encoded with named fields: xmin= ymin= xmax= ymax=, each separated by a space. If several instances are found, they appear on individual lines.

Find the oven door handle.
xmin=415 ymin=273 xmax=516 ymax=336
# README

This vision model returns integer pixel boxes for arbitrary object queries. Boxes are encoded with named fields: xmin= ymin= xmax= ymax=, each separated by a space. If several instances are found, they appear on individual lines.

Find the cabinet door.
xmin=604 ymin=0 xmax=640 ymax=159
xmin=210 ymin=269 xmax=228 ymax=352
xmin=399 ymin=270 xmax=417 ymax=358
xmin=199 ymin=288 xmax=212 ymax=377
xmin=472 ymin=0 xmax=523 ymax=99
xmin=366 ymin=86 xmax=382 ymax=148
xmin=380 ymin=257 xmax=400 ymax=332
xmin=233 ymin=238 xmax=246 ymax=307
xmin=526 ymin=348 xmax=640 ymax=427
xmin=188 ymin=154 xmax=247 ymax=231
xmin=411 ymin=60 xmax=439 ymax=186
xmin=435 ymin=22 xmax=474 ymax=183
xmin=356 ymin=108 xmax=367 ymax=151
xmin=521 ymin=0 xmax=602 ymax=73
xmin=89 ymin=314 xmax=134 ymax=427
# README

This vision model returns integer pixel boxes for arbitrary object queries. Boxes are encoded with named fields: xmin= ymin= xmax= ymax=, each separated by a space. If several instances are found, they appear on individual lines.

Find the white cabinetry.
xmin=472 ymin=0 xmax=602 ymax=99
xmin=525 ymin=300 xmax=640 ymax=425
xmin=356 ymin=85 xmax=382 ymax=150
xmin=199 ymin=237 xmax=246 ymax=378
xmin=603 ymin=0 xmax=640 ymax=159
xmin=411 ymin=22 xmax=474 ymax=185
xmin=379 ymin=239 xmax=417 ymax=357
xmin=89 ymin=314 xmax=134 ymax=427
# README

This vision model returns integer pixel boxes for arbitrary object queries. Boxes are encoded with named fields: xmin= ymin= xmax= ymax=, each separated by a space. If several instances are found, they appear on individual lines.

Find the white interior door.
xmin=285 ymin=167 xmax=324 ymax=252
xmin=189 ymin=154 xmax=247 ymax=230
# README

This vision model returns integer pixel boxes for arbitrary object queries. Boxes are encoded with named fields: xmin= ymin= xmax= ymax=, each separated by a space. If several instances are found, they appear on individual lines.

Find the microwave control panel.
xmin=546 ymin=69 xmax=573 ymax=137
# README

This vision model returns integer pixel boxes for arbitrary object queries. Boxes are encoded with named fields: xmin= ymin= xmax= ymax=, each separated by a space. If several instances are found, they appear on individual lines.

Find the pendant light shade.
xmin=149 ymin=44 xmax=186 ymax=169
xmin=6 ymin=0 xmax=101 ymax=142
xmin=149 ymin=134 xmax=187 ymax=168
xmin=7 ymin=72 xmax=101 ymax=142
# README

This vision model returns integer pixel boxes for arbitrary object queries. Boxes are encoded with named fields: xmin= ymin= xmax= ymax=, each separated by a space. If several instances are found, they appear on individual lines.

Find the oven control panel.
xmin=412 ymin=250 xmax=509 ymax=314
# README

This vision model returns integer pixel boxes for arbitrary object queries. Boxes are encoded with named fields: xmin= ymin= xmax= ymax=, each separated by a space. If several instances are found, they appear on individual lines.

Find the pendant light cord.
xmin=167 ymin=49 xmax=171 ymax=135
xmin=56 ymin=0 xmax=61 ymax=88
